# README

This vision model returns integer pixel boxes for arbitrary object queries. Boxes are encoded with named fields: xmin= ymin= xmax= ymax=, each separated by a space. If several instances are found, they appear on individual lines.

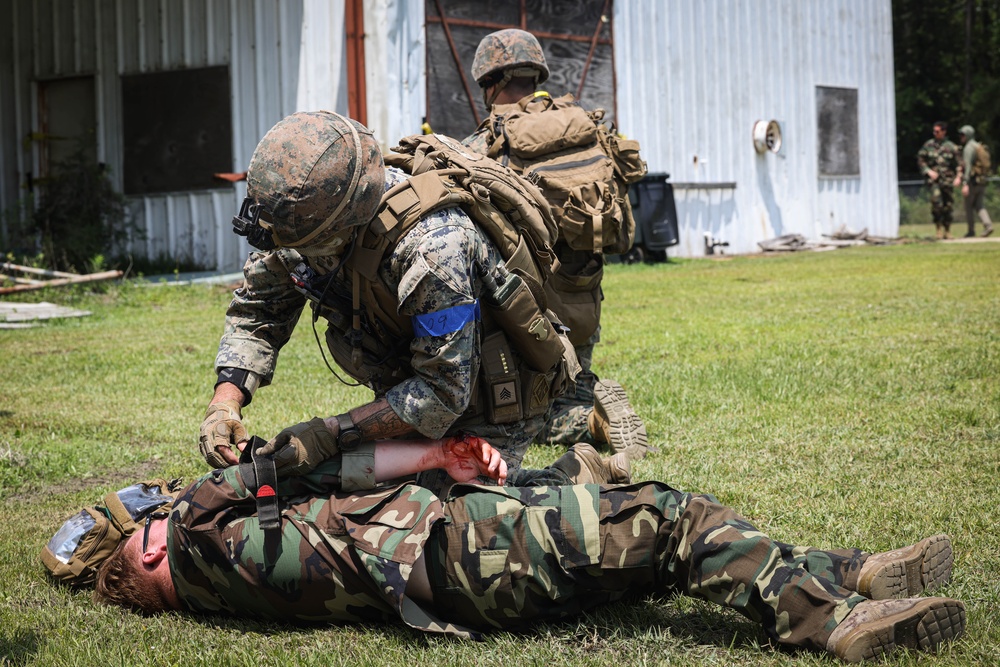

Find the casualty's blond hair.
xmin=93 ymin=537 xmax=170 ymax=614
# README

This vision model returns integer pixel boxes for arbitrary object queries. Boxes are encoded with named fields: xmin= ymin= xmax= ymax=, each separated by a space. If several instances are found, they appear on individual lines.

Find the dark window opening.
xmin=121 ymin=66 xmax=233 ymax=195
xmin=816 ymin=86 xmax=860 ymax=177
xmin=425 ymin=0 xmax=617 ymax=141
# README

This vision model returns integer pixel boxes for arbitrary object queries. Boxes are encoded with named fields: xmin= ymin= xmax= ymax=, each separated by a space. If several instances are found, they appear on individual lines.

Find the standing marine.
xmin=463 ymin=29 xmax=649 ymax=459
xmin=917 ymin=121 xmax=963 ymax=239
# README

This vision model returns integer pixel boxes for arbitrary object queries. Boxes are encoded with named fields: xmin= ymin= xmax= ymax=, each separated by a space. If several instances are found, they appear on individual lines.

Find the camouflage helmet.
xmin=244 ymin=111 xmax=385 ymax=250
xmin=471 ymin=29 xmax=549 ymax=87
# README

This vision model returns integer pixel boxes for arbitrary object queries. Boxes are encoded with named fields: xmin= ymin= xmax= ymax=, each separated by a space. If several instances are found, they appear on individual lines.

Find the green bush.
xmin=9 ymin=146 xmax=138 ymax=273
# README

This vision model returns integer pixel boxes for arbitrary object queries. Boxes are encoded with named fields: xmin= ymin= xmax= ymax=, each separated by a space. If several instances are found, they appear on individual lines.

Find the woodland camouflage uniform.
xmin=917 ymin=135 xmax=962 ymax=235
xmin=168 ymin=455 xmax=878 ymax=651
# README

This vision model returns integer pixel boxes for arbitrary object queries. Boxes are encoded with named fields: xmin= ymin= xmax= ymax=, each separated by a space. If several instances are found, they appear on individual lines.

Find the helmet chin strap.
xmin=483 ymin=67 xmax=541 ymax=108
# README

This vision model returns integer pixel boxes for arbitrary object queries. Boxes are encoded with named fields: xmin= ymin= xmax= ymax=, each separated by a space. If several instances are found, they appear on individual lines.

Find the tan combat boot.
xmin=983 ymin=222 xmax=994 ymax=237
xmin=826 ymin=598 xmax=966 ymax=662
xmin=550 ymin=443 xmax=632 ymax=485
xmin=855 ymin=534 xmax=953 ymax=599
xmin=587 ymin=380 xmax=648 ymax=459
xmin=935 ymin=224 xmax=944 ymax=240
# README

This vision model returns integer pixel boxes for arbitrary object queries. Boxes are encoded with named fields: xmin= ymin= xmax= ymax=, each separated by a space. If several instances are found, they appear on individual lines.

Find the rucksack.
xmin=41 ymin=478 xmax=183 ymax=586
xmin=972 ymin=142 xmax=992 ymax=182
xmin=344 ymin=133 xmax=574 ymax=379
xmin=482 ymin=93 xmax=647 ymax=255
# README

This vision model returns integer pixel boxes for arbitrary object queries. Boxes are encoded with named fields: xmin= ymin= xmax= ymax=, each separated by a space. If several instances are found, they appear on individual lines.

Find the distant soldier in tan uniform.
xmin=464 ymin=29 xmax=649 ymax=459
xmin=917 ymin=121 xmax=963 ymax=239
xmin=957 ymin=124 xmax=994 ymax=238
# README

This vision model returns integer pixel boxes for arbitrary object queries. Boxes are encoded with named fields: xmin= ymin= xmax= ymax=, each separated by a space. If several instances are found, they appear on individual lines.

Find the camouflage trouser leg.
xmin=930 ymin=183 xmax=954 ymax=225
xmin=534 ymin=332 xmax=599 ymax=446
xmin=427 ymin=482 xmax=867 ymax=652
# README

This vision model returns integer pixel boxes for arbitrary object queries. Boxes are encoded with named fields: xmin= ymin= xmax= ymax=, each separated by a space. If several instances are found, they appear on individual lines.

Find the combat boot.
xmin=983 ymin=223 xmax=994 ymax=237
xmin=934 ymin=224 xmax=944 ymax=240
xmin=550 ymin=443 xmax=631 ymax=485
xmin=825 ymin=598 xmax=965 ymax=662
xmin=587 ymin=380 xmax=648 ymax=459
xmin=854 ymin=534 xmax=953 ymax=599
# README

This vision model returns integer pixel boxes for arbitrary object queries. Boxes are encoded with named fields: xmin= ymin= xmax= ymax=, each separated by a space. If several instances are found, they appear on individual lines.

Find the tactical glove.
xmin=199 ymin=399 xmax=247 ymax=468
xmin=255 ymin=418 xmax=338 ymax=476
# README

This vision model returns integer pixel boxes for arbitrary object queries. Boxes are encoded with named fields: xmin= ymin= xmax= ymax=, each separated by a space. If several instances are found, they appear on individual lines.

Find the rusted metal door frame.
xmin=425 ymin=0 xmax=616 ymax=130
xmin=345 ymin=0 xmax=368 ymax=124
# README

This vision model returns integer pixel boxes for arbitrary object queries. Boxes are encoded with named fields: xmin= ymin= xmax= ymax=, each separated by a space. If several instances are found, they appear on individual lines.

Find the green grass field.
xmin=1 ymin=239 xmax=998 ymax=666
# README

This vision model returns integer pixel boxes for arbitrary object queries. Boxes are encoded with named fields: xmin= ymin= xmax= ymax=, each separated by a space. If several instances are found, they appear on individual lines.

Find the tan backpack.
xmin=41 ymin=478 xmax=183 ymax=586
xmin=972 ymin=142 xmax=992 ymax=183
xmin=343 ymin=133 xmax=574 ymax=379
xmin=483 ymin=93 xmax=647 ymax=255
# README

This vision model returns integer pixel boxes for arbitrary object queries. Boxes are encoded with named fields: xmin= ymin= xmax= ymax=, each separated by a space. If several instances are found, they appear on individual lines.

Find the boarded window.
xmin=121 ymin=66 xmax=233 ymax=195
xmin=425 ymin=0 xmax=617 ymax=141
xmin=816 ymin=86 xmax=860 ymax=177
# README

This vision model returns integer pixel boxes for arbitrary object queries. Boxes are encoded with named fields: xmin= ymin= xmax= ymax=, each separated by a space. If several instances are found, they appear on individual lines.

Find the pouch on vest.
xmin=479 ymin=264 xmax=567 ymax=374
xmin=543 ymin=262 xmax=604 ymax=346
xmin=480 ymin=330 xmax=522 ymax=424
xmin=41 ymin=478 xmax=182 ymax=587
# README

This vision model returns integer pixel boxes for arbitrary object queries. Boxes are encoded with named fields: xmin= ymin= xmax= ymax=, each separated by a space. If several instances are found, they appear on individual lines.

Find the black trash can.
xmin=626 ymin=172 xmax=678 ymax=263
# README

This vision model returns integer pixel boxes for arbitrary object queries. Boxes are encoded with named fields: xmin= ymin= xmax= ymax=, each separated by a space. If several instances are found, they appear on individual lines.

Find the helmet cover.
xmin=246 ymin=111 xmax=385 ymax=249
xmin=471 ymin=29 xmax=550 ymax=86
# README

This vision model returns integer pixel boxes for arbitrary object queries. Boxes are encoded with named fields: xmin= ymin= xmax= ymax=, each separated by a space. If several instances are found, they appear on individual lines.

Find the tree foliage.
xmin=893 ymin=0 xmax=1000 ymax=178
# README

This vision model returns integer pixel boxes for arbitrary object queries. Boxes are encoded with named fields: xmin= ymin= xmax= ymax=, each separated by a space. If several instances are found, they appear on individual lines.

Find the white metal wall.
xmin=2 ymin=0 xmax=897 ymax=267
xmin=0 ymin=0 xmax=358 ymax=272
xmin=614 ymin=0 xmax=899 ymax=256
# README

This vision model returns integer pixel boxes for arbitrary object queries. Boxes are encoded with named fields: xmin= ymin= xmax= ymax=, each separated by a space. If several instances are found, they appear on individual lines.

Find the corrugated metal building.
xmin=0 ymin=0 xmax=897 ymax=270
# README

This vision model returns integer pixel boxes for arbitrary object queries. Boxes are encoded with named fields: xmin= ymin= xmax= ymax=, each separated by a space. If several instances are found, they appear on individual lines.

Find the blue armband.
xmin=412 ymin=301 xmax=481 ymax=337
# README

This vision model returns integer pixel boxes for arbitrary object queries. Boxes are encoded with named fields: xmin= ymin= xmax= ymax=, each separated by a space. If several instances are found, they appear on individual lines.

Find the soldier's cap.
xmin=959 ymin=125 xmax=975 ymax=139
xmin=247 ymin=111 xmax=385 ymax=250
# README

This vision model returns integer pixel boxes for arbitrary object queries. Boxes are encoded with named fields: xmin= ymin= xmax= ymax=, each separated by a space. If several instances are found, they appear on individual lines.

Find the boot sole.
xmin=593 ymin=380 xmax=648 ymax=459
xmin=834 ymin=598 xmax=966 ymax=662
xmin=860 ymin=534 xmax=953 ymax=599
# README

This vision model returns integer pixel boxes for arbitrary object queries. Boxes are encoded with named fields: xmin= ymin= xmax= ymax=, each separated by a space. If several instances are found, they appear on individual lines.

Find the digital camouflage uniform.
xmin=917 ymin=137 xmax=962 ymax=231
xmin=167 ymin=458 xmax=870 ymax=650
xmin=217 ymin=167 xmax=567 ymax=494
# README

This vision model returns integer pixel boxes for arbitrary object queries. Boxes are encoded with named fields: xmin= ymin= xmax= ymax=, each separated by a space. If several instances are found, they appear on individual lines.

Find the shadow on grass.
xmin=0 ymin=629 xmax=42 ymax=667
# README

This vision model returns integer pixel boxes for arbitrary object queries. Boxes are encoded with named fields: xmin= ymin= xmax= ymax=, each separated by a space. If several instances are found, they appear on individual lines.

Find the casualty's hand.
xmin=953 ymin=175 xmax=962 ymax=188
xmin=255 ymin=418 xmax=338 ymax=476
xmin=440 ymin=434 xmax=508 ymax=485
xmin=199 ymin=399 xmax=247 ymax=468
xmin=962 ymin=183 xmax=970 ymax=197
xmin=927 ymin=169 xmax=939 ymax=182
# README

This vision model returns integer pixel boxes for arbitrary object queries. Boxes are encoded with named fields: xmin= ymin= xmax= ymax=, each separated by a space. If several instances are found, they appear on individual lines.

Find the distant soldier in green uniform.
xmin=957 ymin=124 xmax=994 ymax=238
xmin=198 ymin=111 xmax=632 ymax=498
xmin=84 ymin=433 xmax=966 ymax=663
xmin=463 ymin=29 xmax=649 ymax=459
xmin=917 ymin=121 xmax=963 ymax=239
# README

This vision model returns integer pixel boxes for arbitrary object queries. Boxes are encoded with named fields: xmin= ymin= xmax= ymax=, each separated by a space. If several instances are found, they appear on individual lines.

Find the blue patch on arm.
xmin=412 ymin=301 xmax=481 ymax=337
